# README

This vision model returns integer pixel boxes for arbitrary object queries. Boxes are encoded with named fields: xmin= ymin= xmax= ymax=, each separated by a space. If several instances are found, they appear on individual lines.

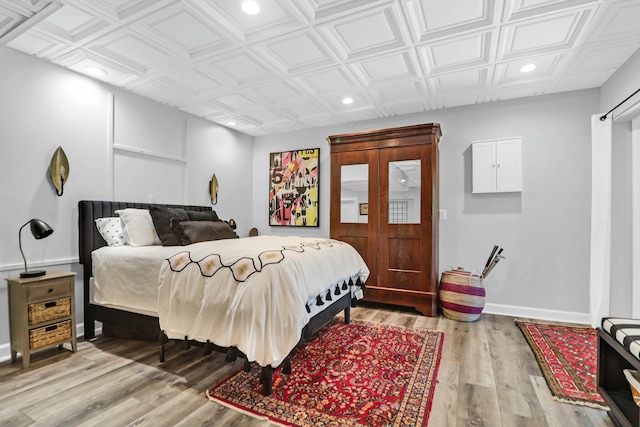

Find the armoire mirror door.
xmin=376 ymin=144 xmax=436 ymax=315
xmin=330 ymin=150 xmax=378 ymax=284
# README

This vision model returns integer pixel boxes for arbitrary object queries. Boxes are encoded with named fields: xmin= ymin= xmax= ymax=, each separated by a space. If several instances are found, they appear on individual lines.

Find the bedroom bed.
xmin=78 ymin=200 xmax=369 ymax=395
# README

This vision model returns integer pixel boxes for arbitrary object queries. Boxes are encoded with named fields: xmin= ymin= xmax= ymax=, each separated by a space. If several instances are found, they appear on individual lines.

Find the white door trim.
xmin=631 ymin=116 xmax=640 ymax=317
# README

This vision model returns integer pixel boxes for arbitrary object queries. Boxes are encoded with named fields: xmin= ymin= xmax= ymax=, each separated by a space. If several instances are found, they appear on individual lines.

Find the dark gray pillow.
xmin=149 ymin=206 xmax=188 ymax=246
xmin=186 ymin=210 xmax=219 ymax=221
xmin=170 ymin=219 xmax=237 ymax=245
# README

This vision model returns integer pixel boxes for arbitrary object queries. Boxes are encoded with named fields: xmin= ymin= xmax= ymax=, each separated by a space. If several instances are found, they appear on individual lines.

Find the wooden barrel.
xmin=439 ymin=269 xmax=485 ymax=322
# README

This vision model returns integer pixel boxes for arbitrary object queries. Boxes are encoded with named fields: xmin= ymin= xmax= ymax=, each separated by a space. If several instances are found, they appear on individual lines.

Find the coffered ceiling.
xmin=1 ymin=0 xmax=639 ymax=136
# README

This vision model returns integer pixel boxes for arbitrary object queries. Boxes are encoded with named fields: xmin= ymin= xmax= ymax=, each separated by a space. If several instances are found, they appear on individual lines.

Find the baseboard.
xmin=76 ymin=322 xmax=85 ymax=339
xmin=0 ymin=342 xmax=10 ymax=364
xmin=484 ymin=302 xmax=590 ymax=324
xmin=0 ymin=322 xmax=102 ymax=364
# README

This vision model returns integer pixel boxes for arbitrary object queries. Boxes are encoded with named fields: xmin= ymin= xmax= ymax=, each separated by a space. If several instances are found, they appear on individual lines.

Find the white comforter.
xmin=157 ymin=235 xmax=369 ymax=367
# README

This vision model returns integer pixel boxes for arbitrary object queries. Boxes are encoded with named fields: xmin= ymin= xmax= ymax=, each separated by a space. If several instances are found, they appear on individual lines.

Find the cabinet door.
xmin=472 ymin=141 xmax=496 ymax=193
xmin=496 ymin=138 xmax=522 ymax=192
xmin=330 ymin=150 xmax=378 ymax=284
xmin=377 ymin=144 xmax=437 ymax=303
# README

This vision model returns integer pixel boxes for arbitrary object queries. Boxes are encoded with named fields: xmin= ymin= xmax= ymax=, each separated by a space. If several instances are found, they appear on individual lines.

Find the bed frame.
xmin=78 ymin=200 xmax=357 ymax=395
xmin=78 ymin=200 xmax=212 ymax=340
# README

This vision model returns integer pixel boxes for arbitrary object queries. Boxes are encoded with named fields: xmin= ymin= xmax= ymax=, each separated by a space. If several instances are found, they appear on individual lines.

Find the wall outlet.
xmin=439 ymin=209 xmax=447 ymax=220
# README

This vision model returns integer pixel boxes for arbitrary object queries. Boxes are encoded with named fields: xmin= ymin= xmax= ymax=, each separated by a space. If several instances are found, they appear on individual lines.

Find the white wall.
xmin=254 ymin=89 xmax=599 ymax=322
xmin=184 ymin=116 xmax=254 ymax=235
xmin=0 ymin=47 xmax=252 ymax=358
xmin=437 ymin=92 xmax=596 ymax=320
xmin=610 ymin=123 xmax=632 ymax=316
xmin=600 ymin=48 xmax=640 ymax=116
xmin=112 ymin=90 xmax=188 ymax=204
xmin=600 ymin=47 xmax=640 ymax=317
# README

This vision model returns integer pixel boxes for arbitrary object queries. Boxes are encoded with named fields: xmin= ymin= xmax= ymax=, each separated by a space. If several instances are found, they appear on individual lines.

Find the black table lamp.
xmin=19 ymin=218 xmax=53 ymax=278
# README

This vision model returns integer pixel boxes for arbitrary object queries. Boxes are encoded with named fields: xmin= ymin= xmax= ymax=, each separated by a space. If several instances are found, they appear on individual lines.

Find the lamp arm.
xmin=18 ymin=220 xmax=30 ymax=275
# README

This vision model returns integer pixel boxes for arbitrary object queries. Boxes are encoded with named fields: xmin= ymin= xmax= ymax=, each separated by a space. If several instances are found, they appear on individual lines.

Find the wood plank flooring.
xmin=0 ymin=304 xmax=615 ymax=427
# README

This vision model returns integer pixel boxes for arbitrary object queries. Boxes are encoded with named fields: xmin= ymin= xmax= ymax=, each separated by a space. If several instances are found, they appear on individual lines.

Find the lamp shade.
xmin=19 ymin=218 xmax=54 ymax=278
xmin=29 ymin=219 xmax=54 ymax=239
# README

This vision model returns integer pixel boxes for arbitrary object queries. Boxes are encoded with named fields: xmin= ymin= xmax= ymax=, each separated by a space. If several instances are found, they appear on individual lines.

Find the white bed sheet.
xmin=91 ymin=245 xmax=181 ymax=314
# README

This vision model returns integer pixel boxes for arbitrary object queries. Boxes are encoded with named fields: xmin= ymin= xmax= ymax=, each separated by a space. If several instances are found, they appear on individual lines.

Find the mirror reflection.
xmin=388 ymin=160 xmax=421 ymax=224
xmin=340 ymin=164 xmax=368 ymax=223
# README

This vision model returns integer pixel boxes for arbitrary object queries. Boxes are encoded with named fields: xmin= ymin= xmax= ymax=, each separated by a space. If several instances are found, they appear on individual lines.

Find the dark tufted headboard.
xmin=78 ymin=200 xmax=212 ymax=338
xmin=78 ymin=200 xmax=212 ymax=267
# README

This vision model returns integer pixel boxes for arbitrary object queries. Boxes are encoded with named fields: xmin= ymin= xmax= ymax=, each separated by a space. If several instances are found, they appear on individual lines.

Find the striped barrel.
xmin=439 ymin=269 xmax=485 ymax=322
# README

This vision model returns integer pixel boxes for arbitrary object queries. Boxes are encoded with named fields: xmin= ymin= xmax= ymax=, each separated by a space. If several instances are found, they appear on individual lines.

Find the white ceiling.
xmin=1 ymin=0 xmax=639 ymax=136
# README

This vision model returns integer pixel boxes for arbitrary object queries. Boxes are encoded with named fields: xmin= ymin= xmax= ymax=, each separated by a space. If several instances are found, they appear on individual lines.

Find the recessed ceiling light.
xmin=520 ymin=64 xmax=536 ymax=73
xmin=227 ymin=121 xmax=237 ymax=126
xmin=241 ymin=1 xmax=260 ymax=15
xmin=342 ymin=97 xmax=354 ymax=105
xmin=85 ymin=66 xmax=107 ymax=77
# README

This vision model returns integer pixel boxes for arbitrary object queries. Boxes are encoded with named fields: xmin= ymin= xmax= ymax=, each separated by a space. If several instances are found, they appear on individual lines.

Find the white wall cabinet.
xmin=472 ymin=138 xmax=522 ymax=193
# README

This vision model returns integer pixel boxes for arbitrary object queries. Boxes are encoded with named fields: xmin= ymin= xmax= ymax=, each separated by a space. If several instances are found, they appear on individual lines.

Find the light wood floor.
xmin=0 ymin=304 xmax=615 ymax=427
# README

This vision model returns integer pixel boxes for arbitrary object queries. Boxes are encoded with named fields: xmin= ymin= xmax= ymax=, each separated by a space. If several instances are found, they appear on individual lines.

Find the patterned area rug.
xmin=516 ymin=320 xmax=607 ymax=409
xmin=207 ymin=318 xmax=444 ymax=427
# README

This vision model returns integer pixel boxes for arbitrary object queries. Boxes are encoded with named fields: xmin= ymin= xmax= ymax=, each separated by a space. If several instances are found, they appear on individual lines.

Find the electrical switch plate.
xmin=439 ymin=209 xmax=447 ymax=220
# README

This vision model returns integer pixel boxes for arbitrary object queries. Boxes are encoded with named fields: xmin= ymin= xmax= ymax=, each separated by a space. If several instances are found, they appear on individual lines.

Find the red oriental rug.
xmin=207 ymin=318 xmax=444 ymax=427
xmin=515 ymin=320 xmax=607 ymax=409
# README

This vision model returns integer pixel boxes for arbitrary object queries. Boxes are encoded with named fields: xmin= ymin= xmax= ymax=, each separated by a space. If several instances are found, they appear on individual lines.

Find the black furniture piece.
xmin=598 ymin=318 xmax=640 ymax=427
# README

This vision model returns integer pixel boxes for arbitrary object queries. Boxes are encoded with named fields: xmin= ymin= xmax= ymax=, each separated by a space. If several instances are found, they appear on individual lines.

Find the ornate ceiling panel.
xmin=0 ymin=0 xmax=638 ymax=136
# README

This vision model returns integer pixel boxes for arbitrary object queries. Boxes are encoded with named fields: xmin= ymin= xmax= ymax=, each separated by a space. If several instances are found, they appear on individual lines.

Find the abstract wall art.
xmin=269 ymin=148 xmax=319 ymax=227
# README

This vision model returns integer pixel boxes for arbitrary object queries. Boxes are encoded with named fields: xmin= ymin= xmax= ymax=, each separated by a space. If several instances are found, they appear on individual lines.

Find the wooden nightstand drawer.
xmin=28 ymin=297 xmax=71 ymax=325
xmin=29 ymin=320 xmax=72 ymax=350
xmin=26 ymin=278 xmax=71 ymax=302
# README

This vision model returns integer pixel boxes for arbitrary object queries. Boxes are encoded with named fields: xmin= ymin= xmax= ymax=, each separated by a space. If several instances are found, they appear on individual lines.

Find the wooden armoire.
xmin=327 ymin=123 xmax=441 ymax=316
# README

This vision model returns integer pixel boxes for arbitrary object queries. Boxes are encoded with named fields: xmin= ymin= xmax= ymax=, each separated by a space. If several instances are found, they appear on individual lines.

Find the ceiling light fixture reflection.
xmin=342 ymin=97 xmax=354 ymax=105
xmin=85 ymin=66 xmax=107 ymax=77
xmin=227 ymin=121 xmax=237 ymax=126
xmin=520 ymin=64 xmax=536 ymax=73
xmin=241 ymin=1 xmax=260 ymax=15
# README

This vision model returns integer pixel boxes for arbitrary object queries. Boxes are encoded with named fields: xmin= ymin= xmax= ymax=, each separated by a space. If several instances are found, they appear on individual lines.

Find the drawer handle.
xmin=45 ymin=325 xmax=58 ymax=332
xmin=48 ymin=288 xmax=54 ymax=293
xmin=45 ymin=301 xmax=57 ymax=308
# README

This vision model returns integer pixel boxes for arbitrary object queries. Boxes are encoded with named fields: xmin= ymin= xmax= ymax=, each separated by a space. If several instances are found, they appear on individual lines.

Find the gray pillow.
xmin=170 ymin=219 xmax=237 ymax=245
xmin=149 ymin=206 xmax=188 ymax=246
xmin=186 ymin=210 xmax=219 ymax=221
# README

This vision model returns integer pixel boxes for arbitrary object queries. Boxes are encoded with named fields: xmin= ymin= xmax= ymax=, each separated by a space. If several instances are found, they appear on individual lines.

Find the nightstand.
xmin=6 ymin=271 xmax=77 ymax=368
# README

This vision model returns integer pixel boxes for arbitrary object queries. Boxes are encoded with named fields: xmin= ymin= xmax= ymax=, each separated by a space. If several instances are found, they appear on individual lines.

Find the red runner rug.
xmin=516 ymin=320 xmax=607 ymax=409
xmin=207 ymin=318 xmax=444 ymax=427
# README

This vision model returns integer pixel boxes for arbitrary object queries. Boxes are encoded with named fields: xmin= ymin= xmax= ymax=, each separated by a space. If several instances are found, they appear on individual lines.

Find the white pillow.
xmin=95 ymin=217 xmax=126 ymax=247
xmin=115 ymin=208 xmax=161 ymax=247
